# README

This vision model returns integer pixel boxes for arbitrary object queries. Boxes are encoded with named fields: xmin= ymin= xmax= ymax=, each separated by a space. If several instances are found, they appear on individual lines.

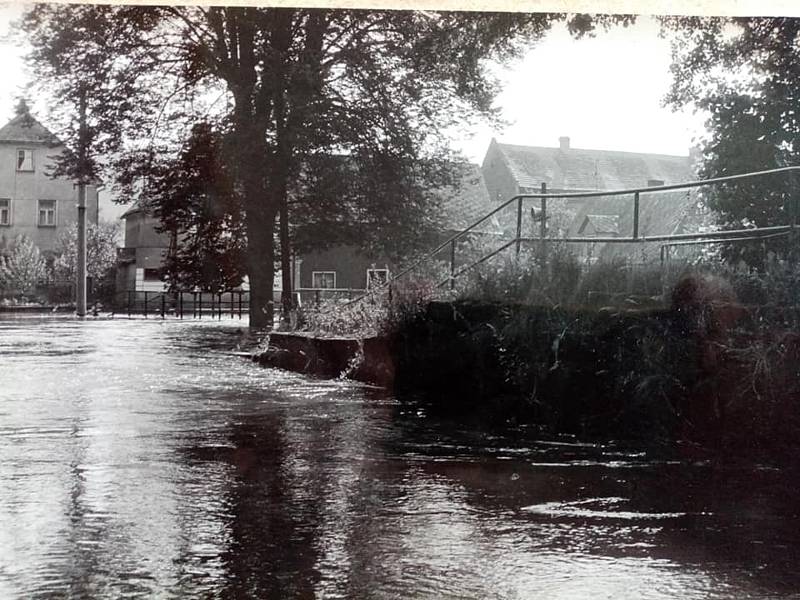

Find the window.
xmin=0 ymin=199 xmax=9 ymax=226
xmin=312 ymin=271 xmax=336 ymax=289
xmin=38 ymin=199 xmax=56 ymax=227
xmin=366 ymin=268 xmax=389 ymax=289
xmin=16 ymin=149 xmax=33 ymax=171
xmin=143 ymin=268 xmax=161 ymax=281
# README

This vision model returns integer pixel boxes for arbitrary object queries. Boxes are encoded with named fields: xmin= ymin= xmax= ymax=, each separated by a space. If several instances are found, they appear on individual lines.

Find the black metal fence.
xmin=113 ymin=290 xmax=249 ymax=319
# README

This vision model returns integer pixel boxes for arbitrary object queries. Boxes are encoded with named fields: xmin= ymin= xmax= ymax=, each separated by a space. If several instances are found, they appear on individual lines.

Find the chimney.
xmin=559 ymin=136 xmax=570 ymax=150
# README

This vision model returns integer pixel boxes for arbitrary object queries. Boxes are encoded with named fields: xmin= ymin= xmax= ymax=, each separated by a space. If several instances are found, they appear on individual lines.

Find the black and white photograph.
xmin=1 ymin=1 xmax=800 ymax=597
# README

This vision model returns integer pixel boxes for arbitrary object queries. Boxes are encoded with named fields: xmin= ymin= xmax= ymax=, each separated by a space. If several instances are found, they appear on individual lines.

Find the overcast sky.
xmin=0 ymin=5 xmax=704 ymax=214
xmin=455 ymin=16 xmax=705 ymax=162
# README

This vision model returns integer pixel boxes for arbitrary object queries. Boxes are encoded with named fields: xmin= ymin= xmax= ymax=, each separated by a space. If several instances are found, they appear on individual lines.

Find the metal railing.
xmin=346 ymin=165 xmax=800 ymax=305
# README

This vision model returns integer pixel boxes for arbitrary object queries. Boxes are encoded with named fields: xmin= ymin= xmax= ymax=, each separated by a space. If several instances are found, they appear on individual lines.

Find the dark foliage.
xmin=392 ymin=297 xmax=800 ymax=455
xmin=144 ymin=123 xmax=246 ymax=292
xmin=662 ymin=16 xmax=800 ymax=267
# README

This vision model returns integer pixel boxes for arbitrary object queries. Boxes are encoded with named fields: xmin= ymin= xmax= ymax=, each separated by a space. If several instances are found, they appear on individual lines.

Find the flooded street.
xmin=1 ymin=316 xmax=798 ymax=599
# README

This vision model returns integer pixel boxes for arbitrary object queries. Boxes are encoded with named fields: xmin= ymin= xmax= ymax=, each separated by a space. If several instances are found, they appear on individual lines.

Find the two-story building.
xmin=0 ymin=103 xmax=99 ymax=256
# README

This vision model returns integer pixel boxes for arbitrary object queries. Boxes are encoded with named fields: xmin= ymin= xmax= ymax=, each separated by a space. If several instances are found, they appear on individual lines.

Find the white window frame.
xmin=312 ymin=271 xmax=336 ymax=289
xmin=37 ymin=199 xmax=57 ymax=227
xmin=16 ymin=148 xmax=33 ymax=172
xmin=0 ymin=199 xmax=10 ymax=226
xmin=366 ymin=268 xmax=390 ymax=289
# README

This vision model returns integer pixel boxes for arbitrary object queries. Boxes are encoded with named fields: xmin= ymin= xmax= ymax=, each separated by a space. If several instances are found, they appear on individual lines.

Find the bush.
xmin=288 ymin=276 xmax=442 ymax=338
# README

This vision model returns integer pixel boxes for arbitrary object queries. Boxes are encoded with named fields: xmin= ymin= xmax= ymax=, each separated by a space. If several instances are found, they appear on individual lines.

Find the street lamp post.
xmin=76 ymin=86 xmax=87 ymax=317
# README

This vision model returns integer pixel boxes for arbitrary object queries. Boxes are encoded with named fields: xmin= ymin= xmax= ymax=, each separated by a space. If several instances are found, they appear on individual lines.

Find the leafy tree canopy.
xmin=145 ymin=122 xmax=246 ymax=292
xmin=662 ymin=17 xmax=800 ymax=266
xmin=22 ymin=6 xmax=631 ymax=325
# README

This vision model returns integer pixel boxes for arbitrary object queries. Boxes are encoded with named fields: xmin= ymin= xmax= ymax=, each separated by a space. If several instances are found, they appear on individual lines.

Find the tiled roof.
xmin=578 ymin=214 xmax=620 ymax=235
xmin=0 ymin=112 xmax=60 ymax=145
xmin=569 ymin=188 xmax=700 ymax=262
xmin=439 ymin=163 xmax=501 ymax=233
xmin=495 ymin=141 xmax=693 ymax=191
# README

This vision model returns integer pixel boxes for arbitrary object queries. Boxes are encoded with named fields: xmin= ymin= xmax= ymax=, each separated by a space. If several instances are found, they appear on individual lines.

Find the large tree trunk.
xmin=279 ymin=196 xmax=293 ymax=319
xmin=246 ymin=200 xmax=277 ymax=329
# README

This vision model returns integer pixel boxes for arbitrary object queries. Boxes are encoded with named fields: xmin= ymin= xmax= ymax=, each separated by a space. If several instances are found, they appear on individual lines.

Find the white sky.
xmin=455 ymin=16 xmax=705 ymax=162
xmin=0 ymin=5 xmax=704 ymax=214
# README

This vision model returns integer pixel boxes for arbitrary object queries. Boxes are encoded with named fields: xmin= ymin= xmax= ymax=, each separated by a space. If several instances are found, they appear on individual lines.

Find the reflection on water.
xmin=0 ymin=316 xmax=798 ymax=599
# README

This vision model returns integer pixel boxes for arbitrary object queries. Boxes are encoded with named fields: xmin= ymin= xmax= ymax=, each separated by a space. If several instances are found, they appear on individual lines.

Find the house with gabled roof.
xmin=480 ymin=136 xmax=698 ymax=261
xmin=0 ymin=100 xmax=100 ymax=256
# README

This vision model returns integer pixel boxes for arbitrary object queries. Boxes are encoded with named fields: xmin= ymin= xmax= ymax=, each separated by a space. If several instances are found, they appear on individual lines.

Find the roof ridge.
xmin=495 ymin=140 xmax=689 ymax=160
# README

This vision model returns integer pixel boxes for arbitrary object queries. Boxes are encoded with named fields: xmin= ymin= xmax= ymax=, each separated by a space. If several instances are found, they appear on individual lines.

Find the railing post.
xmin=450 ymin=238 xmax=456 ymax=290
xmin=144 ymin=292 xmax=148 ymax=318
xmin=161 ymin=293 xmax=165 ymax=319
xmin=218 ymin=293 xmax=222 ymax=319
xmin=127 ymin=290 xmax=131 ymax=318
xmin=540 ymin=182 xmax=548 ymax=265
xmin=633 ymin=191 xmax=640 ymax=239
xmin=238 ymin=291 xmax=243 ymax=320
xmin=179 ymin=292 xmax=183 ymax=319
xmin=515 ymin=195 xmax=523 ymax=256
xmin=199 ymin=292 xmax=202 ymax=319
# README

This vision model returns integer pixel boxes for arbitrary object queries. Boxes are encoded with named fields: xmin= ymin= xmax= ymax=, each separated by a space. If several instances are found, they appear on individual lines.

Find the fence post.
xmin=127 ymin=291 xmax=131 ymax=318
xmin=450 ymin=238 xmax=456 ymax=290
xmin=179 ymin=292 xmax=183 ymax=319
xmin=238 ymin=291 xmax=243 ymax=320
xmin=199 ymin=292 xmax=202 ymax=319
xmin=218 ymin=293 xmax=222 ymax=319
xmin=633 ymin=191 xmax=640 ymax=239
xmin=161 ymin=294 xmax=165 ymax=319
xmin=144 ymin=292 xmax=148 ymax=318
xmin=540 ymin=182 xmax=548 ymax=265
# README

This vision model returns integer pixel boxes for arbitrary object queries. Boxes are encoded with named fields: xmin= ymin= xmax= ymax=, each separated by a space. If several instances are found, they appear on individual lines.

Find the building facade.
xmin=0 ymin=107 xmax=99 ymax=255
xmin=116 ymin=203 xmax=172 ymax=292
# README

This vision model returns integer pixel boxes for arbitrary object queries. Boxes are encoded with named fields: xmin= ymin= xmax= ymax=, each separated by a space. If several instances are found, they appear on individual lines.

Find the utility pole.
xmin=76 ymin=86 xmax=87 ymax=317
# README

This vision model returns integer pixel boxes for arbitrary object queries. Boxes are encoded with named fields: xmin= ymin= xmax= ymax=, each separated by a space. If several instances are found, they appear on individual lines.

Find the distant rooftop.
xmin=440 ymin=163 xmax=500 ymax=233
xmin=578 ymin=214 xmax=620 ymax=236
xmin=0 ymin=108 xmax=60 ymax=145
xmin=490 ymin=138 xmax=693 ymax=192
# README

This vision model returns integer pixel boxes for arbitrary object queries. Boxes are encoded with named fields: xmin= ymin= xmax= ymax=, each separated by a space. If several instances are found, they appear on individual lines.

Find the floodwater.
xmin=1 ymin=316 xmax=799 ymax=599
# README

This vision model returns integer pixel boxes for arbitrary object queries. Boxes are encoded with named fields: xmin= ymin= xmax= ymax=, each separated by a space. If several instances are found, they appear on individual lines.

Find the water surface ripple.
xmin=1 ymin=316 xmax=798 ymax=599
